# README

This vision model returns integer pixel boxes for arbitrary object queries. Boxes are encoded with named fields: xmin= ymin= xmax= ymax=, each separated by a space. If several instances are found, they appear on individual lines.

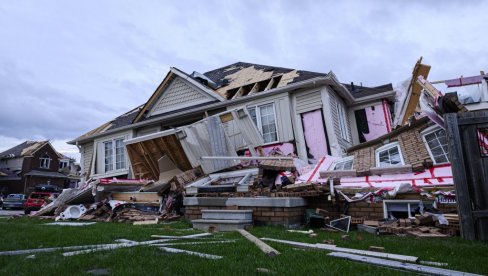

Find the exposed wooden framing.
xmin=139 ymin=142 xmax=159 ymax=177
xmin=327 ymin=252 xmax=480 ymax=276
xmin=237 ymin=229 xmax=280 ymax=257
xmin=260 ymin=238 xmax=418 ymax=263
xmin=400 ymin=59 xmax=431 ymax=125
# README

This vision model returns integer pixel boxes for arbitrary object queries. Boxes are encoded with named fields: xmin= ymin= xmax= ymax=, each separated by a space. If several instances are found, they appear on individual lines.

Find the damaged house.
xmin=69 ymin=62 xmax=395 ymax=181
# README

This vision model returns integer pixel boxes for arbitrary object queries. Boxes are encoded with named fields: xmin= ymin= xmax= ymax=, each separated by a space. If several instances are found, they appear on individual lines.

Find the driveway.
xmin=0 ymin=209 xmax=24 ymax=216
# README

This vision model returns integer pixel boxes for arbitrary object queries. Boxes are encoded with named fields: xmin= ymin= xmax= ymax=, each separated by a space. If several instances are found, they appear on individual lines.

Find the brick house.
xmin=0 ymin=141 xmax=75 ymax=195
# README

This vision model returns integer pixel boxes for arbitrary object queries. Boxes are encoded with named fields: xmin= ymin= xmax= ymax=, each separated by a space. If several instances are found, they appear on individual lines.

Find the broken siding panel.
xmin=149 ymin=77 xmax=214 ymax=116
xmin=80 ymin=143 xmax=93 ymax=177
xmin=275 ymin=97 xmax=294 ymax=142
xmin=227 ymin=95 xmax=293 ymax=143
xmin=329 ymin=92 xmax=353 ymax=152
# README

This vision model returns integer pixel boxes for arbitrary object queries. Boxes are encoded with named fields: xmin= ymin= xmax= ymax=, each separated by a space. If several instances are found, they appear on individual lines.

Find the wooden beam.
xmin=401 ymin=61 xmax=431 ymax=125
xmin=444 ymin=113 xmax=476 ymax=240
xmin=237 ymin=229 xmax=280 ymax=257
xmin=137 ymin=143 xmax=159 ymax=180
xmin=158 ymin=247 xmax=222 ymax=260
xmin=260 ymin=238 xmax=418 ymax=263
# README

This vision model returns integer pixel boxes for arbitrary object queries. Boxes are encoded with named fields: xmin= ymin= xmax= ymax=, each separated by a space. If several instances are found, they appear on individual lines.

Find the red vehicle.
xmin=23 ymin=191 xmax=59 ymax=214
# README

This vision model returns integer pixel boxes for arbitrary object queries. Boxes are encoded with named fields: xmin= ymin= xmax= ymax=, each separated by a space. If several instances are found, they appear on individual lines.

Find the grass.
xmin=0 ymin=217 xmax=487 ymax=275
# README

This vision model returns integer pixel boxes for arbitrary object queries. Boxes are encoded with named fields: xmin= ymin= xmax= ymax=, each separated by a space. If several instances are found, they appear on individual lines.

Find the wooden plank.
xmin=444 ymin=113 xmax=476 ymax=240
xmin=260 ymin=238 xmax=418 ymax=263
xmin=158 ymin=247 xmax=222 ymax=260
xmin=111 ymin=192 xmax=160 ymax=202
xmin=237 ymin=229 xmax=280 ymax=257
xmin=401 ymin=62 xmax=431 ymax=125
xmin=150 ymin=233 xmax=212 ymax=240
xmin=327 ymin=252 xmax=481 ymax=276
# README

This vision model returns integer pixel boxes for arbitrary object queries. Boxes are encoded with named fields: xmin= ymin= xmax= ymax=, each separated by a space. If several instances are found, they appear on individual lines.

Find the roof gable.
xmin=147 ymin=76 xmax=218 ymax=117
xmin=0 ymin=141 xmax=48 ymax=158
xmin=133 ymin=67 xmax=224 ymax=123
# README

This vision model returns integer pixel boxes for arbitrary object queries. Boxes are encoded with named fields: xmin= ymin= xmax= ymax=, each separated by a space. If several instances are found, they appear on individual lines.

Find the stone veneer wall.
xmin=185 ymin=205 xmax=305 ymax=227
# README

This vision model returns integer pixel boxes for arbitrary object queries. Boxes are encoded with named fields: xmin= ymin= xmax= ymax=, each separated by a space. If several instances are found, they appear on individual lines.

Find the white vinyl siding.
xmin=423 ymin=128 xmax=450 ymax=164
xmin=81 ymin=143 xmax=94 ymax=177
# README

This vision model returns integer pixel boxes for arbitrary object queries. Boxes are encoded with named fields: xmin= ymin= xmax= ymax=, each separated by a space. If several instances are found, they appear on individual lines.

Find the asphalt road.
xmin=0 ymin=209 xmax=24 ymax=216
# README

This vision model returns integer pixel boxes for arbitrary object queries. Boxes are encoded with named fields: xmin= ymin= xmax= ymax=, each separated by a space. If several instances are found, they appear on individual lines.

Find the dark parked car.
xmin=2 ymin=194 xmax=26 ymax=210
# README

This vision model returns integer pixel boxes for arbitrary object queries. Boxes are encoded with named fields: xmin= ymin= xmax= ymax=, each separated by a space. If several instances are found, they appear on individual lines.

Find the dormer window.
xmin=40 ymin=155 xmax=51 ymax=169
xmin=376 ymin=142 xmax=404 ymax=167
xmin=332 ymin=156 xmax=354 ymax=170
xmin=59 ymin=160 xmax=69 ymax=169
xmin=422 ymin=127 xmax=449 ymax=164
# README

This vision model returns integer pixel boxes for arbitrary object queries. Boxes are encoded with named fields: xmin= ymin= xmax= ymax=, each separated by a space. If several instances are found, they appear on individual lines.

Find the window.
xmin=115 ymin=139 xmax=126 ymax=170
xmin=59 ymin=160 xmax=69 ymax=169
xmin=337 ymin=102 xmax=350 ymax=141
xmin=40 ymin=155 xmax=51 ymax=169
xmin=375 ymin=142 xmax=404 ymax=167
xmin=332 ymin=156 xmax=354 ymax=170
xmin=247 ymin=103 xmax=278 ymax=143
xmin=423 ymin=128 xmax=450 ymax=164
xmin=103 ymin=138 xmax=126 ymax=173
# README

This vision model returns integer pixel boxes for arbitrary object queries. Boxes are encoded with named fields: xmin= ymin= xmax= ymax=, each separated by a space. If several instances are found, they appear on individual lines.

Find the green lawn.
xmin=0 ymin=218 xmax=487 ymax=275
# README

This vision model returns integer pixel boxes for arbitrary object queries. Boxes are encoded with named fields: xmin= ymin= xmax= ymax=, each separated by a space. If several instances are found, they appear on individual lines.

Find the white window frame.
xmin=102 ymin=138 xmax=127 ymax=173
xmin=59 ymin=159 xmax=69 ymax=170
xmin=375 ymin=142 xmax=405 ymax=167
xmin=421 ymin=126 xmax=450 ymax=165
xmin=331 ymin=156 xmax=354 ymax=171
xmin=247 ymin=103 xmax=279 ymax=144
xmin=93 ymin=133 xmax=130 ymax=178
xmin=336 ymin=102 xmax=350 ymax=142
xmin=40 ymin=155 xmax=51 ymax=169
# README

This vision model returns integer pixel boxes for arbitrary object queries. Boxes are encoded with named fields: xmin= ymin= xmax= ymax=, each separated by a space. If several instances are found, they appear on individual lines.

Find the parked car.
xmin=2 ymin=194 xmax=26 ymax=210
xmin=24 ymin=192 xmax=59 ymax=214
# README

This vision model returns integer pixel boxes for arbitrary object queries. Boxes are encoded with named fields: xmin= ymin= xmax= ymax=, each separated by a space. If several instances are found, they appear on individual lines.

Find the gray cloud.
xmin=0 ymin=0 xmax=487 ymax=154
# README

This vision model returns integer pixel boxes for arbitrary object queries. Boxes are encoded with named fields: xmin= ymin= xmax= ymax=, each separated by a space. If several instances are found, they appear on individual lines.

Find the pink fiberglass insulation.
xmin=260 ymin=142 xmax=295 ymax=156
xmin=302 ymin=109 xmax=329 ymax=159
xmin=362 ymin=102 xmax=392 ymax=141
xmin=317 ymin=164 xmax=454 ymax=189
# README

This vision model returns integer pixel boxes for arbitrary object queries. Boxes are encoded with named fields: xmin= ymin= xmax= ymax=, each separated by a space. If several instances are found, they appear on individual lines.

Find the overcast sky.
xmin=0 ymin=0 xmax=487 ymax=161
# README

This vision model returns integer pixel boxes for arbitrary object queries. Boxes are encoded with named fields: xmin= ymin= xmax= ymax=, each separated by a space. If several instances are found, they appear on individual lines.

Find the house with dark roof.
xmin=68 ymin=62 xmax=395 ymax=181
xmin=0 ymin=141 xmax=77 ymax=194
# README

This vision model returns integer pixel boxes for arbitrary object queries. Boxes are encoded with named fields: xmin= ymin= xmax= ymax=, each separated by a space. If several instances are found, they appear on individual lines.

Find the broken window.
xmin=422 ymin=128 xmax=449 ymax=164
xmin=247 ymin=103 xmax=278 ymax=143
xmin=375 ymin=142 xmax=404 ymax=167
xmin=383 ymin=200 xmax=433 ymax=219
xmin=40 ymin=155 xmax=51 ymax=169
xmin=332 ymin=156 xmax=354 ymax=170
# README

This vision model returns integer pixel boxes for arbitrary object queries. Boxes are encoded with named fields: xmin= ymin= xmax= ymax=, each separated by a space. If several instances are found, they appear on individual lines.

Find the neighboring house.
xmin=0 ymin=141 xmax=77 ymax=194
xmin=68 ymin=62 xmax=395 ymax=181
